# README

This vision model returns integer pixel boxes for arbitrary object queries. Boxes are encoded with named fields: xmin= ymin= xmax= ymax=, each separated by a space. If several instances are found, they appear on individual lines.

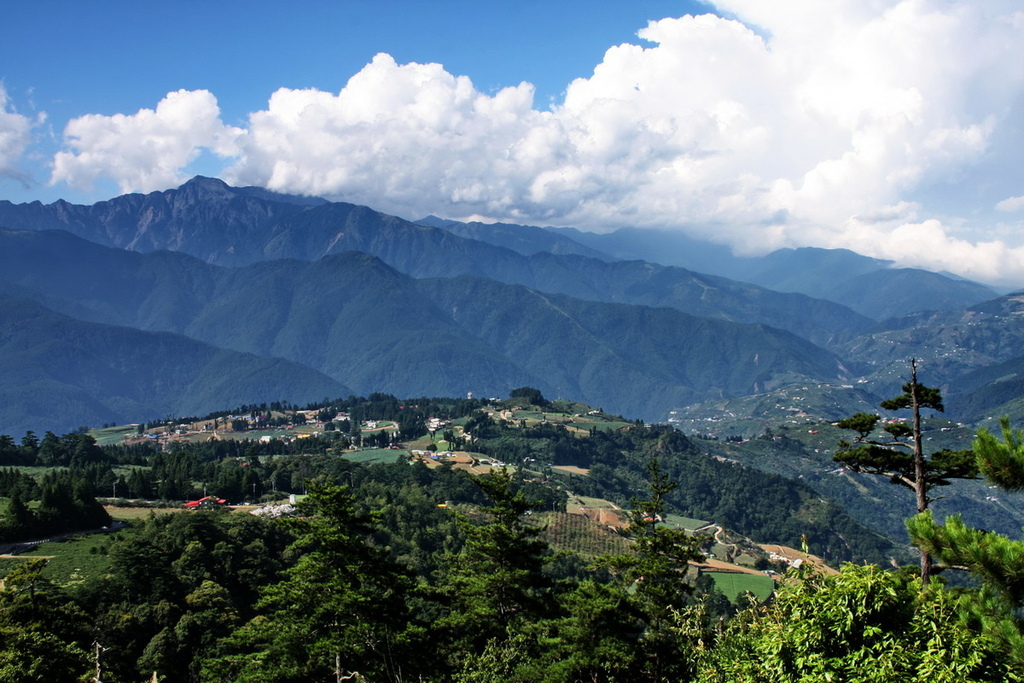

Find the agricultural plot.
xmin=104 ymin=505 xmax=183 ymax=521
xmin=580 ymin=418 xmax=633 ymax=432
xmin=91 ymin=424 xmax=140 ymax=446
xmin=551 ymin=465 xmax=590 ymax=476
xmin=572 ymin=496 xmax=619 ymax=509
xmin=705 ymin=570 xmax=774 ymax=602
xmin=537 ymin=512 xmax=631 ymax=559
xmin=664 ymin=514 xmax=710 ymax=530
xmin=1 ymin=532 xmax=116 ymax=584
xmin=342 ymin=448 xmax=407 ymax=465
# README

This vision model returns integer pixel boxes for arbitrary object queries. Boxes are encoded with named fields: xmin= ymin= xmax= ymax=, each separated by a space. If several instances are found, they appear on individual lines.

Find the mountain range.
xmin=0 ymin=176 xmax=1020 ymax=435
xmin=544 ymin=225 xmax=999 ymax=318
xmin=0 ymin=227 xmax=847 ymax=434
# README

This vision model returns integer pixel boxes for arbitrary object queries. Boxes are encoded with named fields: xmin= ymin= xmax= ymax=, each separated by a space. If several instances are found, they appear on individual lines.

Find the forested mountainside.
xmin=0 ymin=176 xmax=1021 ymax=435
xmin=0 ymin=295 xmax=351 ymax=436
xmin=0 ymin=228 xmax=850 ymax=434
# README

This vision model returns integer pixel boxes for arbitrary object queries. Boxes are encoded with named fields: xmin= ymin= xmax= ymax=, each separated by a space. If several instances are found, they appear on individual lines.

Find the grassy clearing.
xmin=90 ymin=424 xmax=139 ymax=446
xmin=1 ymin=532 xmax=117 ymax=585
xmin=5 ymin=466 xmax=52 ymax=480
xmin=664 ymin=514 xmax=710 ymax=530
xmin=104 ymin=505 xmax=183 ymax=521
xmin=582 ymin=420 xmax=633 ymax=432
xmin=342 ymin=449 xmax=407 ymax=464
xmin=571 ymin=496 xmax=619 ymax=509
xmin=707 ymin=571 xmax=774 ymax=602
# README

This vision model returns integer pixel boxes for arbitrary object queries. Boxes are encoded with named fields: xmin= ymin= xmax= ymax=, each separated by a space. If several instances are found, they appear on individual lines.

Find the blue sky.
xmin=1 ymin=1 xmax=698 ymax=126
xmin=0 ymin=0 xmax=701 ymax=201
xmin=1 ymin=0 xmax=1023 ymax=286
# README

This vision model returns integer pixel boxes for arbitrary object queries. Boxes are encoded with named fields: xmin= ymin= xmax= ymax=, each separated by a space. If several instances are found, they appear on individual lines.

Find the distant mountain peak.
xmin=175 ymin=175 xmax=328 ymax=207
xmin=180 ymin=174 xmax=231 ymax=191
xmin=176 ymin=175 xmax=235 ymax=200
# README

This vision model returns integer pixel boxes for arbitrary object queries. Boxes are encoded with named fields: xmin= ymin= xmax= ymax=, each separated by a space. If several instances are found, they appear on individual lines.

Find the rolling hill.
xmin=0 ymin=295 xmax=352 ymax=435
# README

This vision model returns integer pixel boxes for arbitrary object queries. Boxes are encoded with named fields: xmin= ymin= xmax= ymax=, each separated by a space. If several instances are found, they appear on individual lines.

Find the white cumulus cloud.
xmin=226 ymin=53 xmax=551 ymax=220
xmin=0 ymin=83 xmax=37 ymax=181
xmin=51 ymin=89 xmax=242 ymax=194
xmin=45 ymin=0 xmax=1024 ymax=285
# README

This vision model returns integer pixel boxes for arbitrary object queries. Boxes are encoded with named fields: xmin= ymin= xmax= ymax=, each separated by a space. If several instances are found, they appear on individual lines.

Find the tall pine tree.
xmin=834 ymin=358 xmax=976 ymax=583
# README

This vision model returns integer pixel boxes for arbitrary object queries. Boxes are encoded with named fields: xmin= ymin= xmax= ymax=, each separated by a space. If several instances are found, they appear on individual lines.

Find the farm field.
xmin=705 ymin=570 xmax=775 ymax=602
xmin=552 ymin=465 xmax=589 ymax=476
xmin=342 ymin=448 xmax=407 ymax=464
xmin=537 ymin=511 xmax=631 ymax=559
xmin=664 ymin=513 xmax=710 ymax=530
xmin=0 ymin=532 xmax=116 ymax=584
xmin=103 ymin=505 xmax=186 ymax=521
xmin=91 ymin=424 xmax=140 ymax=446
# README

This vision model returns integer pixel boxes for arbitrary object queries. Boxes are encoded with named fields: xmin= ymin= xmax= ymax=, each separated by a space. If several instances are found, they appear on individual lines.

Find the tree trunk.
xmin=910 ymin=359 xmax=932 ymax=585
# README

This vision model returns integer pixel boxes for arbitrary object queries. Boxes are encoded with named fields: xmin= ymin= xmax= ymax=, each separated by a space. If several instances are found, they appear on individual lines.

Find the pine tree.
xmin=834 ymin=358 xmax=976 ymax=583
xmin=0 ymin=559 xmax=93 ymax=682
xmin=597 ymin=459 xmax=704 ymax=682
xmin=1 ymin=489 xmax=34 ymax=540
xmin=440 ymin=468 xmax=553 ymax=657
xmin=202 ymin=480 xmax=415 ymax=682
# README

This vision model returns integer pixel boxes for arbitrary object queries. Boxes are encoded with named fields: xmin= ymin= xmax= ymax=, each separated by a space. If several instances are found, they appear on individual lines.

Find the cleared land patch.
xmin=705 ymin=571 xmax=775 ymax=602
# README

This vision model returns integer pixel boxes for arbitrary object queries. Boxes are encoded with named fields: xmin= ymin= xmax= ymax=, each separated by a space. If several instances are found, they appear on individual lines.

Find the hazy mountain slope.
xmin=838 ymin=292 xmax=1024 ymax=393
xmin=741 ymin=248 xmax=997 ymax=319
xmin=420 ymin=276 xmax=850 ymax=420
xmin=521 ymin=253 xmax=871 ymax=346
xmin=0 ymin=228 xmax=219 ymax=329
xmin=741 ymin=247 xmax=890 ymax=292
xmin=546 ymin=225 xmax=746 ymax=278
xmin=0 ymin=295 xmax=352 ymax=436
xmin=0 ymin=234 xmax=540 ymax=402
xmin=549 ymin=228 xmax=996 ymax=319
xmin=177 ymin=252 xmax=542 ymax=400
xmin=945 ymin=354 xmax=1024 ymax=424
xmin=415 ymin=215 xmax=615 ymax=260
xmin=816 ymin=267 xmax=996 ymax=320
xmin=0 ymin=230 xmax=851 ymax=422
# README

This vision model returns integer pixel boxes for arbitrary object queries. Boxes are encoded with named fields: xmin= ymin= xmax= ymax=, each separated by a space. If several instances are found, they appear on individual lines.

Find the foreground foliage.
xmin=908 ymin=416 xmax=1024 ymax=666
xmin=701 ymin=563 xmax=1020 ymax=682
xmin=0 ymin=395 xmax=1021 ymax=680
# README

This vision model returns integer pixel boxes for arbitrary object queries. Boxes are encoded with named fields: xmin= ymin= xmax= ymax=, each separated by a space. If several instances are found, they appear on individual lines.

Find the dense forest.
xmin=0 ymin=391 xmax=1022 ymax=681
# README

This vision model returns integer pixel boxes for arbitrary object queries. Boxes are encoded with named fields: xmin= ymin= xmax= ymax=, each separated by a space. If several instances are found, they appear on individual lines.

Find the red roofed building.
xmin=183 ymin=496 xmax=228 ymax=509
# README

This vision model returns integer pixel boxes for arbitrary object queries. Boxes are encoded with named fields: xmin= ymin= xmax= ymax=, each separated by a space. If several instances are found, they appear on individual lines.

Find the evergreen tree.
xmin=597 ymin=459 xmax=704 ymax=682
xmin=0 ymin=489 xmax=33 ymax=540
xmin=0 ymin=436 xmax=22 ymax=466
xmin=834 ymin=358 xmax=976 ymax=583
xmin=19 ymin=431 xmax=39 ymax=464
xmin=202 ymin=481 xmax=415 ymax=682
xmin=440 ymin=471 xmax=552 ymax=647
xmin=0 ymin=559 xmax=92 ymax=682
xmin=127 ymin=467 xmax=154 ymax=499
xmin=438 ymin=468 xmax=554 ymax=679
